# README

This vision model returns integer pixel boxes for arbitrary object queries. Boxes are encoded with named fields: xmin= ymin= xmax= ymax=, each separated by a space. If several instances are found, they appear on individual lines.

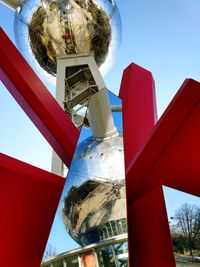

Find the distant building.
xmin=41 ymin=234 xmax=128 ymax=267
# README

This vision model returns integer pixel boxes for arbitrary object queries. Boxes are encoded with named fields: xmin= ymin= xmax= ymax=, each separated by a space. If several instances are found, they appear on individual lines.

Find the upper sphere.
xmin=14 ymin=0 xmax=121 ymax=77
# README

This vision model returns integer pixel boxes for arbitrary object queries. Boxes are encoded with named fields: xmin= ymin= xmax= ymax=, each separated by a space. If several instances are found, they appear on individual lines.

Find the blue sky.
xmin=1 ymin=0 xmax=200 ymax=254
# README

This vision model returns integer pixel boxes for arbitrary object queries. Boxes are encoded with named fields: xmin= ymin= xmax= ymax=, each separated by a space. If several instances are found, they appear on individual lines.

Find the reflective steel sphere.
xmin=60 ymin=134 xmax=127 ymax=246
xmin=14 ymin=0 xmax=121 ymax=78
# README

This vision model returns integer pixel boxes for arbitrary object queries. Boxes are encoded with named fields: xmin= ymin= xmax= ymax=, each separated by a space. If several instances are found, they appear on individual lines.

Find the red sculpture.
xmin=1 ymin=27 xmax=200 ymax=267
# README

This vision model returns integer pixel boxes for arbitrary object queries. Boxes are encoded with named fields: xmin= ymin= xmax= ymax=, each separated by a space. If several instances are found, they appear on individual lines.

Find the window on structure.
xmin=97 ymin=246 xmax=115 ymax=267
xmin=114 ymin=242 xmax=128 ymax=267
xmin=65 ymin=255 xmax=79 ymax=267
xmin=114 ymin=242 xmax=128 ymax=255
xmin=54 ymin=260 xmax=63 ymax=267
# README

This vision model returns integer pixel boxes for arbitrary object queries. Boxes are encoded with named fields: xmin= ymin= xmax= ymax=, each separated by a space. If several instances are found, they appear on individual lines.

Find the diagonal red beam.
xmin=0 ymin=153 xmax=64 ymax=267
xmin=126 ymin=79 xmax=200 ymax=202
xmin=0 ymin=28 xmax=79 ymax=168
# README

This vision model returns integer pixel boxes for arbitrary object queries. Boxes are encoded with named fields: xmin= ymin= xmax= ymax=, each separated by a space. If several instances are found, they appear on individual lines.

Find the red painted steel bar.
xmin=129 ymin=187 xmax=176 ymax=267
xmin=0 ymin=28 xmax=79 ymax=168
xmin=119 ymin=63 xmax=175 ymax=267
xmin=0 ymin=153 xmax=64 ymax=267
xmin=126 ymin=79 xmax=200 ymax=202
xmin=119 ymin=63 xmax=157 ymax=171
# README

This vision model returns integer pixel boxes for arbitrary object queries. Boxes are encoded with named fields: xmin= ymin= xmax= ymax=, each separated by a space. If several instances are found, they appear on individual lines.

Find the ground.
xmin=176 ymin=255 xmax=200 ymax=266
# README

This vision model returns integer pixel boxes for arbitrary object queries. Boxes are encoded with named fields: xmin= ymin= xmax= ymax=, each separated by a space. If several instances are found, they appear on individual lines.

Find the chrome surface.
xmin=61 ymin=134 xmax=127 ymax=246
xmin=14 ymin=0 xmax=121 ymax=77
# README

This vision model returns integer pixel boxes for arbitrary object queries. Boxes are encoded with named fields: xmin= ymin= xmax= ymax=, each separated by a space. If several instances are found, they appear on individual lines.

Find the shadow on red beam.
xmin=0 ymin=153 xmax=65 ymax=267
xmin=0 ymin=28 xmax=79 ymax=168
xmin=126 ymin=79 xmax=200 ymax=204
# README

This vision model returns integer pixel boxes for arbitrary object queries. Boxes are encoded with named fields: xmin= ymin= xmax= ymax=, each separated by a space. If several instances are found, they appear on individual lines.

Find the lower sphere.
xmin=61 ymin=134 xmax=127 ymax=245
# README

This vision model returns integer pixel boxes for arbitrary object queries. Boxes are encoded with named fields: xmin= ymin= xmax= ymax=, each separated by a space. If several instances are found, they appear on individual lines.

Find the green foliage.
xmin=172 ymin=232 xmax=185 ymax=254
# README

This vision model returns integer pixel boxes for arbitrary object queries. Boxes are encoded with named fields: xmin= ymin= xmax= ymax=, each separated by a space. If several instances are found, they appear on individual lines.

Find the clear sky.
xmin=1 ymin=0 xmax=200 ymax=254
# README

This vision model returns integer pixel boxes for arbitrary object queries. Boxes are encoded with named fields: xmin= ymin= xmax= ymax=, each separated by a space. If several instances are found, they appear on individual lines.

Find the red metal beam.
xmin=127 ymin=79 xmax=200 ymax=202
xmin=119 ymin=63 xmax=175 ymax=267
xmin=0 ymin=28 xmax=79 ymax=168
xmin=0 ymin=153 xmax=64 ymax=267
xmin=119 ymin=63 xmax=157 ymax=171
xmin=128 ymin=186 xmax=176 ymax=267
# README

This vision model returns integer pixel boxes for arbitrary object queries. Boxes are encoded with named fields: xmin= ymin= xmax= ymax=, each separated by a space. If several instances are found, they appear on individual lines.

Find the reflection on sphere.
xmin=14 ymin=0 xmax=121 ymax=77
xmin=61 ymin=134 xmax=127 ymax=246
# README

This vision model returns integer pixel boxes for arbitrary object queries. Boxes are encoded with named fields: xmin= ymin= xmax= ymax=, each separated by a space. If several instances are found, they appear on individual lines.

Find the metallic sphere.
xmin=14 ymin=0 xmax=121 ymax=77
xmin=60 ymin=134 xmax=127 ymax=246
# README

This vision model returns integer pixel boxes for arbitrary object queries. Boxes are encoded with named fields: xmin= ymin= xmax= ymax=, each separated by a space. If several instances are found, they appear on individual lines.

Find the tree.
xmin=171 ymin=230 xmax=185 ymax=254
xmin=173 ymin=203 xmax=200 ymax=259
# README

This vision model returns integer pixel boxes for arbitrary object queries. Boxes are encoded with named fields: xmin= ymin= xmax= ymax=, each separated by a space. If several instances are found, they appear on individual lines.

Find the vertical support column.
xmin=119 ymin=63 xmax=175 ymax=267
xmin=78 ymin=255 xmax=82 ymax=267
xmin=51 ymin=57 xmax=67 ymax=176
xmin=119 ymin=63 xmax=157 ymax=170
xmin=129 ymin=187 xmax=176 ymax=267
xmin=52 ymin=54 xmax=102 ymax=175
xmin=56 ymin=57 xmax=67 ymax=108
xmin=63 ymin=258 xmax=67 ymax=267
xmin=88 ymin=88 xmax=118 ymax=140
xmin=51 ymin=150 xmax=65 ymax=176
xmin=52 ymin=54 xmax=118 ymax=174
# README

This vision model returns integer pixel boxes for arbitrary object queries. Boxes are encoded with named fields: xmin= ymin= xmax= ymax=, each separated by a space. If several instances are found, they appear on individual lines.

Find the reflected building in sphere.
xmin=14 ymin=0 xmax=122 ymax=78
xmin=61 ymin=134 xmax=127 ymax=246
